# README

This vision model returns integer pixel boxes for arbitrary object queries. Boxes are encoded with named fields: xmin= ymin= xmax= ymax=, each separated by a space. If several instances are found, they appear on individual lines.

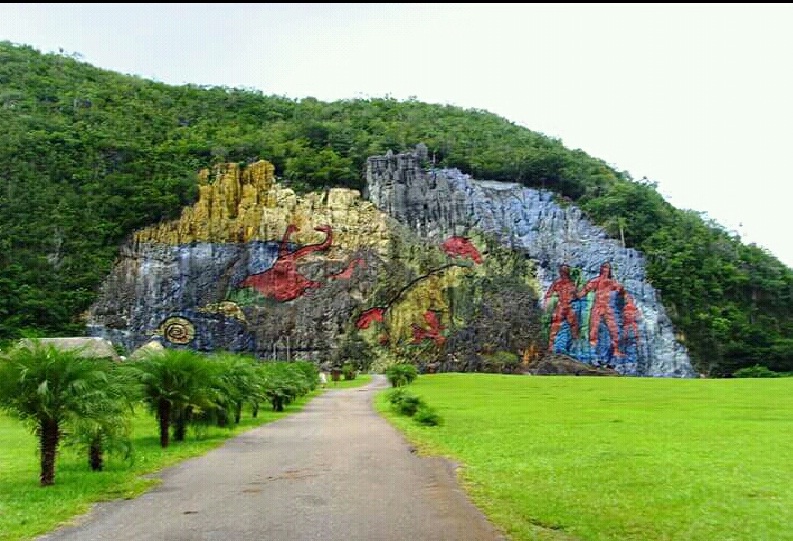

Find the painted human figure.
xmin=544 ymin=264 xmax=580 ymax=352
xmin=577 ymin=261 xmax=625 ymax=356
xmin=622 ymin=295 xmax=642 ymax=347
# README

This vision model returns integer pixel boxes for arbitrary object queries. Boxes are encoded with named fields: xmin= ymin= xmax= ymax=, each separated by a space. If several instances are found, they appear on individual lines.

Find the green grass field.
xmin=376 ymin=374 xmax=793 ymax=541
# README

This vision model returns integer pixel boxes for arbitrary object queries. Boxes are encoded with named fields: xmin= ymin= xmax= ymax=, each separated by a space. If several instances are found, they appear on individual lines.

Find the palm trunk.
xmin=39 ymin=418 xmax=60 ymax=486
xmin=174 ymin=406 xmax=192 ymax=442
xmin=158 ymin=398 xmax=171 ymax=448
xmin=89 ymin=437 xmax=104 ymax=471
xmin=217 ymin=409 xmax=228 ymax=428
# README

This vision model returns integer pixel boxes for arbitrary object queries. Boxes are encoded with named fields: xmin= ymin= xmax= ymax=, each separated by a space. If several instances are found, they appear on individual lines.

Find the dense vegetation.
xmin=1 ymin=41 xmax=791 ymax=375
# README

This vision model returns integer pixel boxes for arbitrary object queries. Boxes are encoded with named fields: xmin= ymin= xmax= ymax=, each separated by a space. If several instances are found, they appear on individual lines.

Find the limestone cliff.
xmin=89 ymin=160 xmax=541 ymax=369
xmin=365 ymin=152 xmax=694 ymax=377
xmin=88 ymin=155 xmax=694 ymax=377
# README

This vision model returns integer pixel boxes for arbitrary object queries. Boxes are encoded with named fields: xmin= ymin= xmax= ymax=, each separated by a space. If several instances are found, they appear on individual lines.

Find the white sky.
xmin=2 ymin=3 xmax=792 ymax=267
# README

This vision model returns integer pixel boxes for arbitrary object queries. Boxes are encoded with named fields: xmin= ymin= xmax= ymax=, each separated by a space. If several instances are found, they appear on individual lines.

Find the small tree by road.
xmin=0 ymin=341 xmax=117 ymax=485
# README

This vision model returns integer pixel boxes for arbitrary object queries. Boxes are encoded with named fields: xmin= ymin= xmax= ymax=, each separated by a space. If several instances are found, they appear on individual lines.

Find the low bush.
xmin=386 ymin=388 xmax=444 ymax=426
xmin=732 ymin=364 xmax=781 ymax=378
xmin=385 ymin=363 xmax=418 ymax=387
xmin=414 ymin=405 xmax=443 ymax=426
xmin=342 ymin=361 xmax=357 ymax=380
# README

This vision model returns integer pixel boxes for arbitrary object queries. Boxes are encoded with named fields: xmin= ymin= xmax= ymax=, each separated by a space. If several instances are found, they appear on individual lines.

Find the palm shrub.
xmin=413 ymin=405 xmax=443 ymax=426
xmin=342 ymin=361 xmax=357 ymax=380
xmin=64 ymin=363 xmax=136 ymax=471
xmin=386 ymin=387 xmax=443 ymax=426
xmin=291 ymin=360 xmax=320 ymax=390
xmin=66 ymin=399 xmax=133 ymax=471
xmin=259 ymin=362 xmax=312 ymax=412
xmin=203 ymin=353 xmax=257 ymax=427
xmin=0 ymin=341 xmax=118 ymax=485
xmin=125 ymin=348 xmax=218 ymax=448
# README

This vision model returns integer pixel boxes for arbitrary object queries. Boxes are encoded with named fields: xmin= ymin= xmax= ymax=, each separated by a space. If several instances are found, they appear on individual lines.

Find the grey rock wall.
xmin=366 ymin=152 xmax=694 ymax=377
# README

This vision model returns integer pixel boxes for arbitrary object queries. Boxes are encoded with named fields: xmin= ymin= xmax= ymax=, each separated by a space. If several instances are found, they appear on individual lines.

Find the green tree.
xmin=125 ymin=348 xmax=217 ymax=448
xmin=0 ymin=340 xmax=116 ymax=485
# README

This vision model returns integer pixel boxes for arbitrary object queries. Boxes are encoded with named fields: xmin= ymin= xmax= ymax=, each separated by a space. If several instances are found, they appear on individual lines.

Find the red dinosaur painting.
xmin=411 ymin=310 xmax=446 ymax=346
xmin=240 ymin=224 xmax=338 ymax=302
xmin=441 ymin=236 xmax=483 ymax=264
xmin=356 ymin=307 xmax=385 ymax=330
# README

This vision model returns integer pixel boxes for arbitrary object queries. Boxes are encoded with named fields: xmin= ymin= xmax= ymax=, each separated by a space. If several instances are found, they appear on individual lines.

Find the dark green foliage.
xmin=257 ymin=361 xmax=314 ymax=412
xmin=386 ymin=387 xmax=423 ymax=415
xmin=342 ymin=362 xmax=357 ymax=380
xmin=290 ymin=361 xmax=320 ymax=390
xmin=386 ymin=387 xmax=410 ymax=405
xmin=481 ymin=351 xmax=522 ymax=374
xmin=385 ymin=363 xmax=418 ymax=387
xmin=332 ymin=330 xmax=374 ymax=374
xmin=395 ymin=394 xmax=423 ymax=416
xmin=203 ymin=353 xmax=261 ymax=427
xmin=1 ymin=42 xmax=792 ymax=376
xmin=386 ymin=387 xmax=443 ymax=426
xmin=732 ymin=364 xmax=781 ymax=378
xmin=413 ymin=405 xmax=443 ymax=426
xmin=124 ymin=349 xmax=218 ymax=447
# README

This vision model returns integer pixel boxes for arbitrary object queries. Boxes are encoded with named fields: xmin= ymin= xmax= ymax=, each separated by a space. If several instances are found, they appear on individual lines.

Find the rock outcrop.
xmin=87 ymin=154 xmax=695 ymax=377
xmin=366 ymin=152 xmax=694 ymax=377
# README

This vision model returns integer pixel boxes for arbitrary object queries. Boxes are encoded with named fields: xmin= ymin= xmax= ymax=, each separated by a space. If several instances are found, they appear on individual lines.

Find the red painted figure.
xmin=577 ymin=261 xmax=625 ymax=356
xmin=544 ymin=264 xmax=580 ymax=352
xmin=240 ymin=224 xmax=333 ymax=302
xmin=356 ymin=307 xmax=385 ymax=330
xmin=622 ymin=295 xmax=641 ymax=347
xmin=411 ymin=310 xmax=446 ymax=347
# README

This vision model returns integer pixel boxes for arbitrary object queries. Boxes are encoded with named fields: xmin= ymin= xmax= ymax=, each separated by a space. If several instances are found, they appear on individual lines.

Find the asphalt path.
xmin=38 ymin=374 xmax=506 ymax=541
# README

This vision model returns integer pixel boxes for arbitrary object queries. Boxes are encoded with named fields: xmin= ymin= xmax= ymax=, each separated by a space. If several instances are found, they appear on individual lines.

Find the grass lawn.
xmin=0 ymin=392 xmax=318 ymax=541
xmin=324 ymin=373 xmax=372 ymax=389
xmin=376 ymin=374 xmax=793 ymax=541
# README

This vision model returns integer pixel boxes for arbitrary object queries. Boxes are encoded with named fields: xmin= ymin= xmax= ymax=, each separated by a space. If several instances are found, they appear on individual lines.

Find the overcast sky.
xmin=2 ymin=3 xmax=792 ymax=267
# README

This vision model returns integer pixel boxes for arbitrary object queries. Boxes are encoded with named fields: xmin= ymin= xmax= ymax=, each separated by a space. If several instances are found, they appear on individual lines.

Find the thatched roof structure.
xmin=16 ymin=337 xmax=121 ymax=361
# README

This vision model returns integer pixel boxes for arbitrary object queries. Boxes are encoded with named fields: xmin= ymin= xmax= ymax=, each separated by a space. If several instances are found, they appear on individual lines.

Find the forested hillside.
xmin=1 ymin=41 xmax=791 ymax=376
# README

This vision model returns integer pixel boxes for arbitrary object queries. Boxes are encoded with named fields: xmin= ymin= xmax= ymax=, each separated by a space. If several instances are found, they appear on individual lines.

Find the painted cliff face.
xmin=365 ymin=152 xmax=695 ymax=377
xmin=237 ymin=224 xmax=362 ymax=303
xmin=543 ymin=262 xmax=642 ymax=369
xmin=107 ymin=224 xmax=523 ymax=364
xmin=87 ymin=161 xmax=541 ymax=369
xmin=88 ymin=155 xmax=694 ymax=377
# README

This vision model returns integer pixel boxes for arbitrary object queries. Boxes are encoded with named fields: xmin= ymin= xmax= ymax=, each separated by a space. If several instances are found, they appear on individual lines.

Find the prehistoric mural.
xmin=87 ymin=155 xmax=695 ymax=377
xmin=238 ymin=224 xmax=362 ymax=302
xmin=543 ymin=261 xmax=642 ymax=369
xmin=355 ymin=236 xmax=482 ymax=349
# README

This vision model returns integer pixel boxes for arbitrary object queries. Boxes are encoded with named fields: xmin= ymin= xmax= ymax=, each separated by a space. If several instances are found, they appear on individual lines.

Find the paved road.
xmin=38 ymin=375 xmax=506 ymax=541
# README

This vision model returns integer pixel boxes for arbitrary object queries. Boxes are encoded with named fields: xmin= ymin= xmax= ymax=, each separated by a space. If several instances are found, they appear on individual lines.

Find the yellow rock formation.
xmin=134 ymin=160 xmax=391 ymax=255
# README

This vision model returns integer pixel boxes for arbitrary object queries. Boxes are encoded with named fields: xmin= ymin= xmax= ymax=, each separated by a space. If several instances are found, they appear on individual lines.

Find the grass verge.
xmin=0 ymin=392 xmax=317 ymax=541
